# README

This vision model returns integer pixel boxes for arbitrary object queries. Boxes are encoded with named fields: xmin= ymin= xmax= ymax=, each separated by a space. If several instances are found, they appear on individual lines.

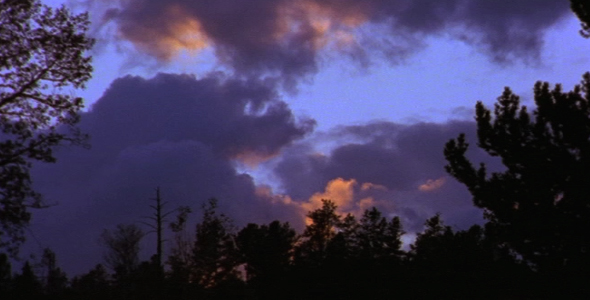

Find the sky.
xmin=23 ymin=0 xmax=590 ymax=275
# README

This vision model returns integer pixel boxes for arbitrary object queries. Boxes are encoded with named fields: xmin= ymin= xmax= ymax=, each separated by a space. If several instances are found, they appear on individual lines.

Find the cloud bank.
xmin=99 ymin=0 xmax=571 ymax=86
xmin=272 ymin=121 xmax=504 ymax=232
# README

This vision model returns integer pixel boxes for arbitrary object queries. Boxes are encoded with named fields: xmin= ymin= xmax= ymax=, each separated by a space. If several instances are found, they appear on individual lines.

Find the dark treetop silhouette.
xmin=445 ymin=73 xmax=590 ymax=276
xmin=571 ymin=0 xmax=590 ymax=37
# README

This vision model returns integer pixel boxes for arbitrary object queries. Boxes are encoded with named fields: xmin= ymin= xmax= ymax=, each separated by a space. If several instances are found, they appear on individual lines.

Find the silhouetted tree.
xmin=0 ymin=0 xmax=93 ymax=254
xmin=0 ymin=253 xmax=11 ymax=295
xmin=357 ymin=207 xmax=404 ymax=261
xmin=234 ymin=221 xmax=296 ymax=300
xmin=126 ymin=257 xmax=166 ymax=300
xmin=571 ymin=0 xmax=590 ymax=37
xmin=325 ymin=213 xmax=358 ymax=261
xmin=410 ymin=214 xmax=448 ymax=260
xmin=39 ymin=248 xmax=67 ymax=298
xmin=444 ymin=73 xmax=590 ymax=278
xmin=11 ymin=261 xmax=42 ymax=299
xmin=296 ymin=199 xmax=340 ymax=264
xmin=70 ymin=264 xmax=111 ymax=300
xmin=409 ymin=216 xmax=528 ymax=299
xmin=167 ymin=205 xmax=193 ymax=285
xmin=141 ymin=187 xmax=174 ymax=270
xmin=236 ymin=220 xmax=296 ymax=281
xmin=100 ymin=224 xmax=144 ymax=278
xmin=191 ymin=198 xmax=239 ymax=288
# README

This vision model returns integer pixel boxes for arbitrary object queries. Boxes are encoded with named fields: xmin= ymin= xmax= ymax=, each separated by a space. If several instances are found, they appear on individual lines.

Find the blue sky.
xmin=29 ymin=0 xmax=590 ymax=274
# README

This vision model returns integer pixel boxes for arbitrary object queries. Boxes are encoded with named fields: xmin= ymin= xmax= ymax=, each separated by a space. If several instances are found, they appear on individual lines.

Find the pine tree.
xmin=444 ymin=73 xmax=590 ymax=274
xmin=191 ymin=198 xmax=238 ymax=288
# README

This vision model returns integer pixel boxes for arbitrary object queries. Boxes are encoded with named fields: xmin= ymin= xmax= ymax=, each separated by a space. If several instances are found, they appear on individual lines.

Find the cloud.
xmin=272 ymin=120 xmax=504 ymax=232
xmin=83 ymin=73 xmax=315 ymax=160
xmin=302 ymin=177 xmax=395 ymax=221
xmin=256 ymin=176 xmax=396 ymax=227
xmin=303 ymin=178 xmax=357 ymax=214
xmin=97 ymin=0 xmax=571 ymax=85
xmin=27 ymin=73 xmax=313 ymax=274
xmin=419 ymin=177 xmax=446 ymax=192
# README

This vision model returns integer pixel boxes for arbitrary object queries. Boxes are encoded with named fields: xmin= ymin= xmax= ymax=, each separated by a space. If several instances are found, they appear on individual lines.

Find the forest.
xmin=2 ymin=0 xmax=590 ymax=299
xmin=2 ymin=186 xmax=590 ymax=300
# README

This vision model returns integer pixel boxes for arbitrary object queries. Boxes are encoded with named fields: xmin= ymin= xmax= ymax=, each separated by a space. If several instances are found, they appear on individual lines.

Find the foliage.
xmin=100 ymin=224 xmax=144 ymax=277
xmin=70 ymin=264 xmax=110 ymax=300
xmin=236 ymin=220 xmax=296 ymax=282
xmin=191 ymin=198 xmax=239 ymax=288
xmin=357 ymin=207 xmax=404 ymax=260
xmin=296 ymin=199 xmax=340 ymax=263
xmin=409 ymin=216 xmax=524 ymax=298
xmin=0 ymin=0 xmax=93 ymax=254
xmin=39 ymin=248 xmax=68 ymax=297
xmin=0 ymin=253 xmax=11 ymax=293
xmin=444 ymin=73 xmax=590 ymax=273
xmin=571 ymin=0 xmax=590 ymax=37
xmin=11 ymin=261 xmax=42 ymax=299
xmin=167 ymin=205 xmax=193 ymax=284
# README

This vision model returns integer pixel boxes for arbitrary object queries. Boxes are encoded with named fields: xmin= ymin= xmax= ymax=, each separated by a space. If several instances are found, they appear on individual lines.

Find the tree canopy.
xmin=445 ymin=72 xmax=590 ymax=274
xmin=571 ymin=0 xmax=590 ymax=37
xmin=0 ymin=0 xmax=93 ymax=254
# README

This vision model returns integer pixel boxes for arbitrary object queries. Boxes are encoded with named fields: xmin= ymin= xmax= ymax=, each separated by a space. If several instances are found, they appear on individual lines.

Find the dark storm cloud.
xmin=84 ymin=73 xmax=314 ymax=160
xmin=273 ymin=120 xmax=504 ymax=232
xmin=100 ymin=0 xmax=571 ymax=83
xmin=27 ymin=73 xmax=313 ymax=274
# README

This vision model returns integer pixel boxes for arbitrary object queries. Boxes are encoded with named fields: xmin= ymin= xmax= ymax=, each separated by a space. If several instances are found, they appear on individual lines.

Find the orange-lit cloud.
xmin=293 ymin=177 xmax=392 ymax=225
xmin=255 ymin=178 xmax=391 ymax=227
xmin=418 ymin=177 xmax=446 ymax=192
xmin=116 ymin=4 xmax=209 ymax=61
xmin=358 ymin=196 xmax=377 ymax=212
xmin=302 ymin=177 xmax=357 ymax=213
xmin=275 ymin=1 xmax=369 ymax=51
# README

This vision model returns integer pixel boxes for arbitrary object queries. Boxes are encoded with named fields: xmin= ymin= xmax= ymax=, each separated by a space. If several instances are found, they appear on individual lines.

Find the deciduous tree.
xmin=0 ymin=0 xmax=93 ymax=254
xmin=100 ymin=224 xmax=144 ymax=278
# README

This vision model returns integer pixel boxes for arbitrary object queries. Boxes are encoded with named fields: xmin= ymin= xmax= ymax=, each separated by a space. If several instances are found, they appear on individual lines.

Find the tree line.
xmin=0 ymin=199 xmax=526 ymax=299
xmin=1 ymin=190 xmax=590 ymax=299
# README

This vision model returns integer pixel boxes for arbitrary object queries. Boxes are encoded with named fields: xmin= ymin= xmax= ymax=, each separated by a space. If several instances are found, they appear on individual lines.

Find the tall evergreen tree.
xmin=444 ymin=73 xmax=590 ymax=275
xmin=191 ymin=198 xmax=238 ymax=288
xmin=236 ymin=220 xmax=296 ymax=281
xmin=357 ymin=207 xmax=403 ymax=261
xmin=297 ymin=199 xmax=340 ymax=264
